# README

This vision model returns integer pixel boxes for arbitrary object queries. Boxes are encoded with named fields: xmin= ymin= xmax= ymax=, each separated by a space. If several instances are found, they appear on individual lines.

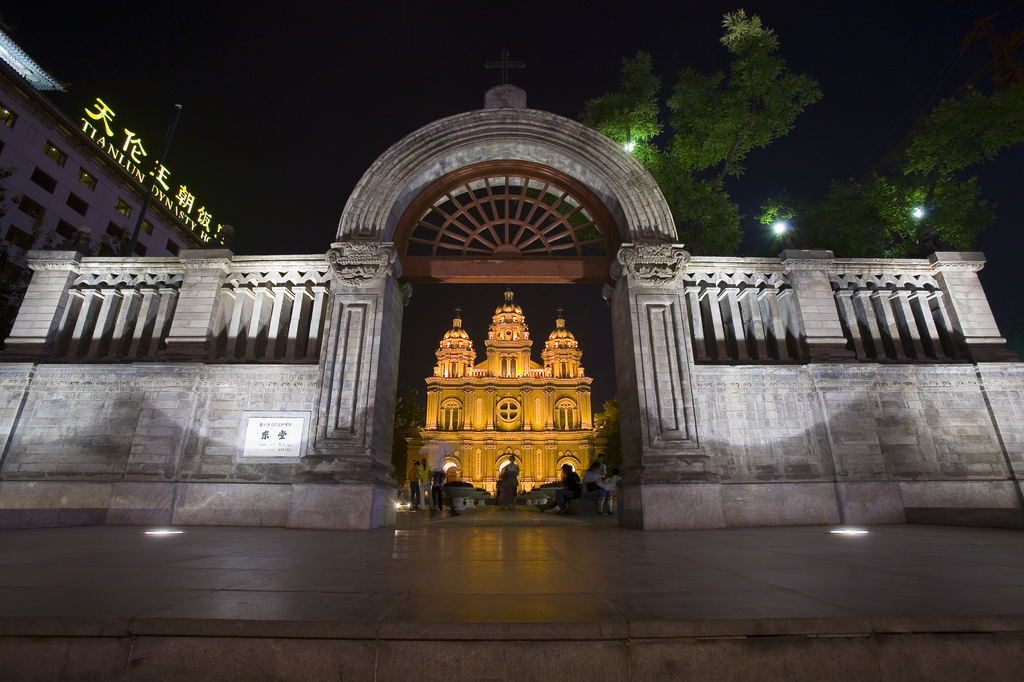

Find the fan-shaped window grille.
xmin=555 ymin=399 xmax=578 ymax=431
xmin=440 ymin=399 xmax=462 ymax=431
xmin=396 ymin=162 xmax=619 ymax=283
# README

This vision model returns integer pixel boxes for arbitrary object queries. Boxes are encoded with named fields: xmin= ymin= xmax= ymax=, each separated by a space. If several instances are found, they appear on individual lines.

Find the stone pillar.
xmin=609 ymin=242 xmax=725 ymax=530
xmin=3 ymin=251 xmax=82 ymax=360
xmin=289 ymin=241 xmax=403 ymax=530
xmin=159 ymin=249 xmax=233 ymax=361
xmin=779 ymin=250 xmax=856 ymax=362
xmin=929 ymin=252 xmax=1016 ymax=361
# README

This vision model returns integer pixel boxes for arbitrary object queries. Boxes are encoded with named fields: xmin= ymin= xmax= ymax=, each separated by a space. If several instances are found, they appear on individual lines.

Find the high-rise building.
xmin=0 ymin=28 xmax=211 ymax=257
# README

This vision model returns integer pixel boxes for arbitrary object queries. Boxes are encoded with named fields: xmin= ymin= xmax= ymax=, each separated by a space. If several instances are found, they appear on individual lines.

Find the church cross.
xmin=455 ymin=306 xmax=462 ymax=317
xmin=485 ymin=50 xmax=525 ymax=85
xmin=556 ymin=307 xmax=563 ymax=317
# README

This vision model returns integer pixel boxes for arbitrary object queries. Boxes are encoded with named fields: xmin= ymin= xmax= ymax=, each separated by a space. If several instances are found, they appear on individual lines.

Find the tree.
xmin=391 ymin=387 xmax=426 ymax=484
xmin=593 ymin=398 xmax=621 ymax=472
xmin=582 ymin=11 xmax=821 ymax=255
xmin=765 ymin=82 xmax=1024 ymax=257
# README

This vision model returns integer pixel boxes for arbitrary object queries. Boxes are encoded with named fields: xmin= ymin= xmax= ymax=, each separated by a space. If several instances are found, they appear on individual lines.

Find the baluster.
xmin=285 ymin=287 xmax=311 ymax=360
xmin=892 ymin=289 xmax=927 ymax=359
xmin=305 ymin=285 xmax=328 ymax=359
xmin=110 ymin=289 xmax=140 ymax=359
xmin=700 ymin=287 xmax=728 ymax=361
xmin=739 ymin=288 xmax=768 ymax=361
xmin=225 ymin=286 xmax=249 ymax=359
xmin=719 ymin=287 xmax=747 ymax=360
xmin=834 ymin=289 xmax=866 ymax=360
xmin=760 ymin=287 xmax=788 ymax=361
xmin=685 ymin=288 xmax=709 ymax=360
xmin=151 ymin=288 xmax=178 ymax=354
xmin=852 ymin=290 xmax=882 ymax=360
xmin=264 ymin=285 xmax=289 ymax=360
xmin=128 ymin=289 xmax=159 ymax=359
xmin=69 ymin=290 xmax=99 ymax=359
xmin=243 ymin=286 xmax=269 ymax=359
xmin=911 ymin=290 xmax=942 ymax=360
xmin=870 ymin=289 xmax=902 ymax=359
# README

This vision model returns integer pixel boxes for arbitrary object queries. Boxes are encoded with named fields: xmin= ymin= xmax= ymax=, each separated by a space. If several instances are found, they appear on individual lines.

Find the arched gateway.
xmin=2 ymin=89 xmax=1020 ymax=531
xmin=321 ymin=95 xmax=709 ymax=529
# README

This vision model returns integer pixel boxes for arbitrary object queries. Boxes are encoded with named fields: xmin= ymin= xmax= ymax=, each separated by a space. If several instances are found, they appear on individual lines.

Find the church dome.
xmin=440 ymin=313 xmax=473 ymax=349
xmin=545 ymin=314 xmax=578 ymax=349
xmin=495 ymin=289 xmax=522 ymax=315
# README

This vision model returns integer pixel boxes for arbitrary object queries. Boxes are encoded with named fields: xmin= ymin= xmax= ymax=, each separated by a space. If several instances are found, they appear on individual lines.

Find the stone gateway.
xmin=0 ymin=89 xmax=1021 ymax=530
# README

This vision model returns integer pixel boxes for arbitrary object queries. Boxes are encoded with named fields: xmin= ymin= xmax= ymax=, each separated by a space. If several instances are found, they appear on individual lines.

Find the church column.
xmin=521 ymin=387 xmax=532 ymax=431
xmin=578 ymin=387 xmax=592 ymax=430
xmin=608 ymin=242 xmax=724 ymax=530
xmin=485 ymin=386 xmax=495 ymax=430
xmin=425 ymin=388 xmax=441 ymax=430
xmin=544 ymin=386 xmax=555 ymax=430
xmin=290 ymin=241 xmax=405 ymax=530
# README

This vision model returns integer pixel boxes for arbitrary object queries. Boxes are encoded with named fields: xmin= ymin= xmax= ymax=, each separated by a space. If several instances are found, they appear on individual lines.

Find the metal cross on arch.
xmin=485 ymin=50 xmax=525 ymax=84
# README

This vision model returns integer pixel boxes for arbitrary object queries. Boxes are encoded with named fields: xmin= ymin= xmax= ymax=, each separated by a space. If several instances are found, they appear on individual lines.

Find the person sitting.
xmin=582 ymin=461 xmax=613 ymax=515
xmin=537 ymin=463 xmax=582 ymax=514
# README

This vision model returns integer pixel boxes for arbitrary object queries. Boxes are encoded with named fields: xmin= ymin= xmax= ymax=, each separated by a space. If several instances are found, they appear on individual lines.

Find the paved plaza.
xmin=1 ymin=510 xmax=1023 ymax=680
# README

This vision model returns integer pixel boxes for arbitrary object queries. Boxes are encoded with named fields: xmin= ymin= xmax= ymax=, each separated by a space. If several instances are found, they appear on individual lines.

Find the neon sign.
xmin=80 ymin=97 xmax=223 ymax=243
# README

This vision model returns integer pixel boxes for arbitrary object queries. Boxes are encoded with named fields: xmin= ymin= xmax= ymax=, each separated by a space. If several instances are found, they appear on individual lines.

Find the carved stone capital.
xmin=26 ymin=250 xmax=82 ymax=273
xmin=614 ymin=242 xmax=690 ymax=287
xmin=929 ymin=251 xmax=986 ymax=273
xmin=327 ymin=241 xmax=399 ymax=287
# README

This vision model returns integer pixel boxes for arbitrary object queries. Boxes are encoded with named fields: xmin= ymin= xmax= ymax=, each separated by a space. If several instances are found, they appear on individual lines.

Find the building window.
xmin=55 ymin=219 xmax=76 ymax=240
xmin=43 ymin=141 xmax=67 ymax=167
xmin=66 ymin=192 xmax=88 ymax=216
xmin=77 ymin=168 xmax=97 ymax=190
xmin=0 ymin=103 xmax=16 ymax=127
xmin=440 ymin=400 xmax=462 ymax=431
xmin=30 ymin=168 xmax=56 ymax=193
xmin=106 ymin=221 xmax=126 ymax=239
xmin=141 ymin=219 xmax=153 ymax=235
xmin=114 ymin=198 xmax=132 ymax=217
xmin=500 ymin=356 xmax=517 ymax=377
xmin=133 ymin=242 xmax=147 ymax=256
xmin=5 ymin=225 xmax=34 ymax=250
xmin=555 ymin=399 xmax=578 ymax=431
xmin=166 ymin=239 xmax=180 ymax=256
xmin=17 ymin=195 xmax=45 ymax=220
xmin=496 ymin=398 xmax=520 ymax=423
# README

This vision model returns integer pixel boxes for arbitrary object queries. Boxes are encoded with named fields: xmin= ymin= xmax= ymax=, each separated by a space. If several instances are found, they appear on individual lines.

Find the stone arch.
xmin=336 ymin=108 xmax=676 ymax=248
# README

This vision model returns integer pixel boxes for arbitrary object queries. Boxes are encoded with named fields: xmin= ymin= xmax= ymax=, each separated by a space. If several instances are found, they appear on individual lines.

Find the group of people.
xmin=405 ymin=457 xmax=459 ymax=517
xmin=404 ymin=448 xmax=619 ymax=517
xmin=536 ymin=453 xmax=620 ymax=515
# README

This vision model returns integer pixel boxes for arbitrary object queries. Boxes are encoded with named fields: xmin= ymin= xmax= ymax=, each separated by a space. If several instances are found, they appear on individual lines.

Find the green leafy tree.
xmin=582 ymin=11 xmax=821 ymax=255
xmin=766 ymin=83 xmax=1023 ymax=257
xmin=593 ymin=398 xmax=621 ymax=472
xmin=391 ymin=387 xmax=426 ymax=484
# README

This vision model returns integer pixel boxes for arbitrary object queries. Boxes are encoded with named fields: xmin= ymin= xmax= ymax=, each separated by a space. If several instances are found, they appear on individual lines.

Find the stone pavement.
xmin=1 ymin=512 xmax=1023 ymax=680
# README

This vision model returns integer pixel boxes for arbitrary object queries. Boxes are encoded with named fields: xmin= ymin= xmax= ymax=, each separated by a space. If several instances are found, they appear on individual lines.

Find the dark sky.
xmin=7 ymin=1 xmax=1023 ymax=407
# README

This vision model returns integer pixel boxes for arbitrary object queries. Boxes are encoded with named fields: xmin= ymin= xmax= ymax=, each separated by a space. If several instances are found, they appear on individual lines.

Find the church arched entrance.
xmin=318 ymin=99 xmax=705 ymax=530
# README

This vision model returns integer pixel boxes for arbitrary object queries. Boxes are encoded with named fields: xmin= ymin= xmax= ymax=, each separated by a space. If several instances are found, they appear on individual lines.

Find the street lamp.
xmin=772 ymin=220 xmax=789 ymax=235
xmin=623 ymin=141 xmax=636 ymax=153
xmin=912 ymin=206 xmax=925 ymax=219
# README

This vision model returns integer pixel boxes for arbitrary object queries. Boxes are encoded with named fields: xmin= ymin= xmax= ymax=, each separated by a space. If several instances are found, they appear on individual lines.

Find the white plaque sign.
xmin=241 ymin=413 xmax=307 ymax=459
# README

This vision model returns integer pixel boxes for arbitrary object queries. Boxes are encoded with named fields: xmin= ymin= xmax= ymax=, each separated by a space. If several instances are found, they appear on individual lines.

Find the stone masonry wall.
xmin=0 ymin=363 xmax=319 ymax=483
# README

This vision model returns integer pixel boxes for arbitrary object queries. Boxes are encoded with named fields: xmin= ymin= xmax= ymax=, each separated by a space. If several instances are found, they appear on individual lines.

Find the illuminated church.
xmin=418 ymin=290 xmax=598 ymax=492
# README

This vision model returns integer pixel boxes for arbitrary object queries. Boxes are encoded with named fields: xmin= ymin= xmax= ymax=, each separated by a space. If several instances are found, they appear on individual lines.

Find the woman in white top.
xmin=581 ymin=461 xmax=613 ymax=515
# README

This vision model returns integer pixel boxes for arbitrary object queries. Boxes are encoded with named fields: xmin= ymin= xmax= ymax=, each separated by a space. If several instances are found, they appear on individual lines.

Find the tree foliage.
xmin=764 ymin=83 xmax=1024 ymax=257
xmin=391 ymin=387 xmax=426 ymax=484
xmin=593 ymin=398 xmax=621 ymax=472
xmin=581 ymin=11 xmax=821 ymax=255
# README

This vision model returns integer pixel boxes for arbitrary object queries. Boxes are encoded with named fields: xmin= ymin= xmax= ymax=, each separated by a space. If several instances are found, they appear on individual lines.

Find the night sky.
xmin=7 ymin=1 xmax=1023 ymax=408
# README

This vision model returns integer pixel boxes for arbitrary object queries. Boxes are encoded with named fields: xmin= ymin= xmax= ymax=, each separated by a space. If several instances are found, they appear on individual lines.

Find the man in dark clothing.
xmin=537 ymin=464 xmax=582 ymax=513
xmin=407 ymin=460 xmax=421 ymax=511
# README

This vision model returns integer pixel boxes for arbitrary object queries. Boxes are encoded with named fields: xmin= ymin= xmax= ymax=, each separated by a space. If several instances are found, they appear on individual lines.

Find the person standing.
xmin=419 ymin=460 xmax=432 ymax=512
xmin=497 ymin=456 xmax=520 ymax=511
xmin=407 ymin=460 xmax=421 ymax=511
xmin=595 ymin=453 xmax=607 ymax=477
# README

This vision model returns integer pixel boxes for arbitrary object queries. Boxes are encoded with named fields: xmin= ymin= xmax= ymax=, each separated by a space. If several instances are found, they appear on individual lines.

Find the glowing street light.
xmin=912 ymin=206 xmax=925 ymax=219
xmin=623 ymin=141 xmax=636 ymax=153
xmin=772 ymin=220 xmax=789 ymax=235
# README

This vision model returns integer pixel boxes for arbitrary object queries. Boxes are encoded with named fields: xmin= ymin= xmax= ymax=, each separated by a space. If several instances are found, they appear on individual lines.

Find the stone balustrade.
xmin=5 ymin=250 xmax=330 ymax=364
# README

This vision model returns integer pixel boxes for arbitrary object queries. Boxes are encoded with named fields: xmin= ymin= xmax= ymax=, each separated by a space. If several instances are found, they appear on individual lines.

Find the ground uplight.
xmin=829 ymin=529 xmax=869 ymax=535
xmin=144 ymin=529 xmax=184 ymax=535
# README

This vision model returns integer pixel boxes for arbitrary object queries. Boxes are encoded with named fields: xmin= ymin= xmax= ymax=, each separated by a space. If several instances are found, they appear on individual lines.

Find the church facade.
xmin=418 ymin=290 xmax=597 ymax=491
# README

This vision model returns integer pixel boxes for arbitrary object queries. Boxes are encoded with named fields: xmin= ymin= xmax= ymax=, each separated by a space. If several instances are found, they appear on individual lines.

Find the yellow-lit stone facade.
xmin=418 ymin=290 xmax=597 ymax=492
